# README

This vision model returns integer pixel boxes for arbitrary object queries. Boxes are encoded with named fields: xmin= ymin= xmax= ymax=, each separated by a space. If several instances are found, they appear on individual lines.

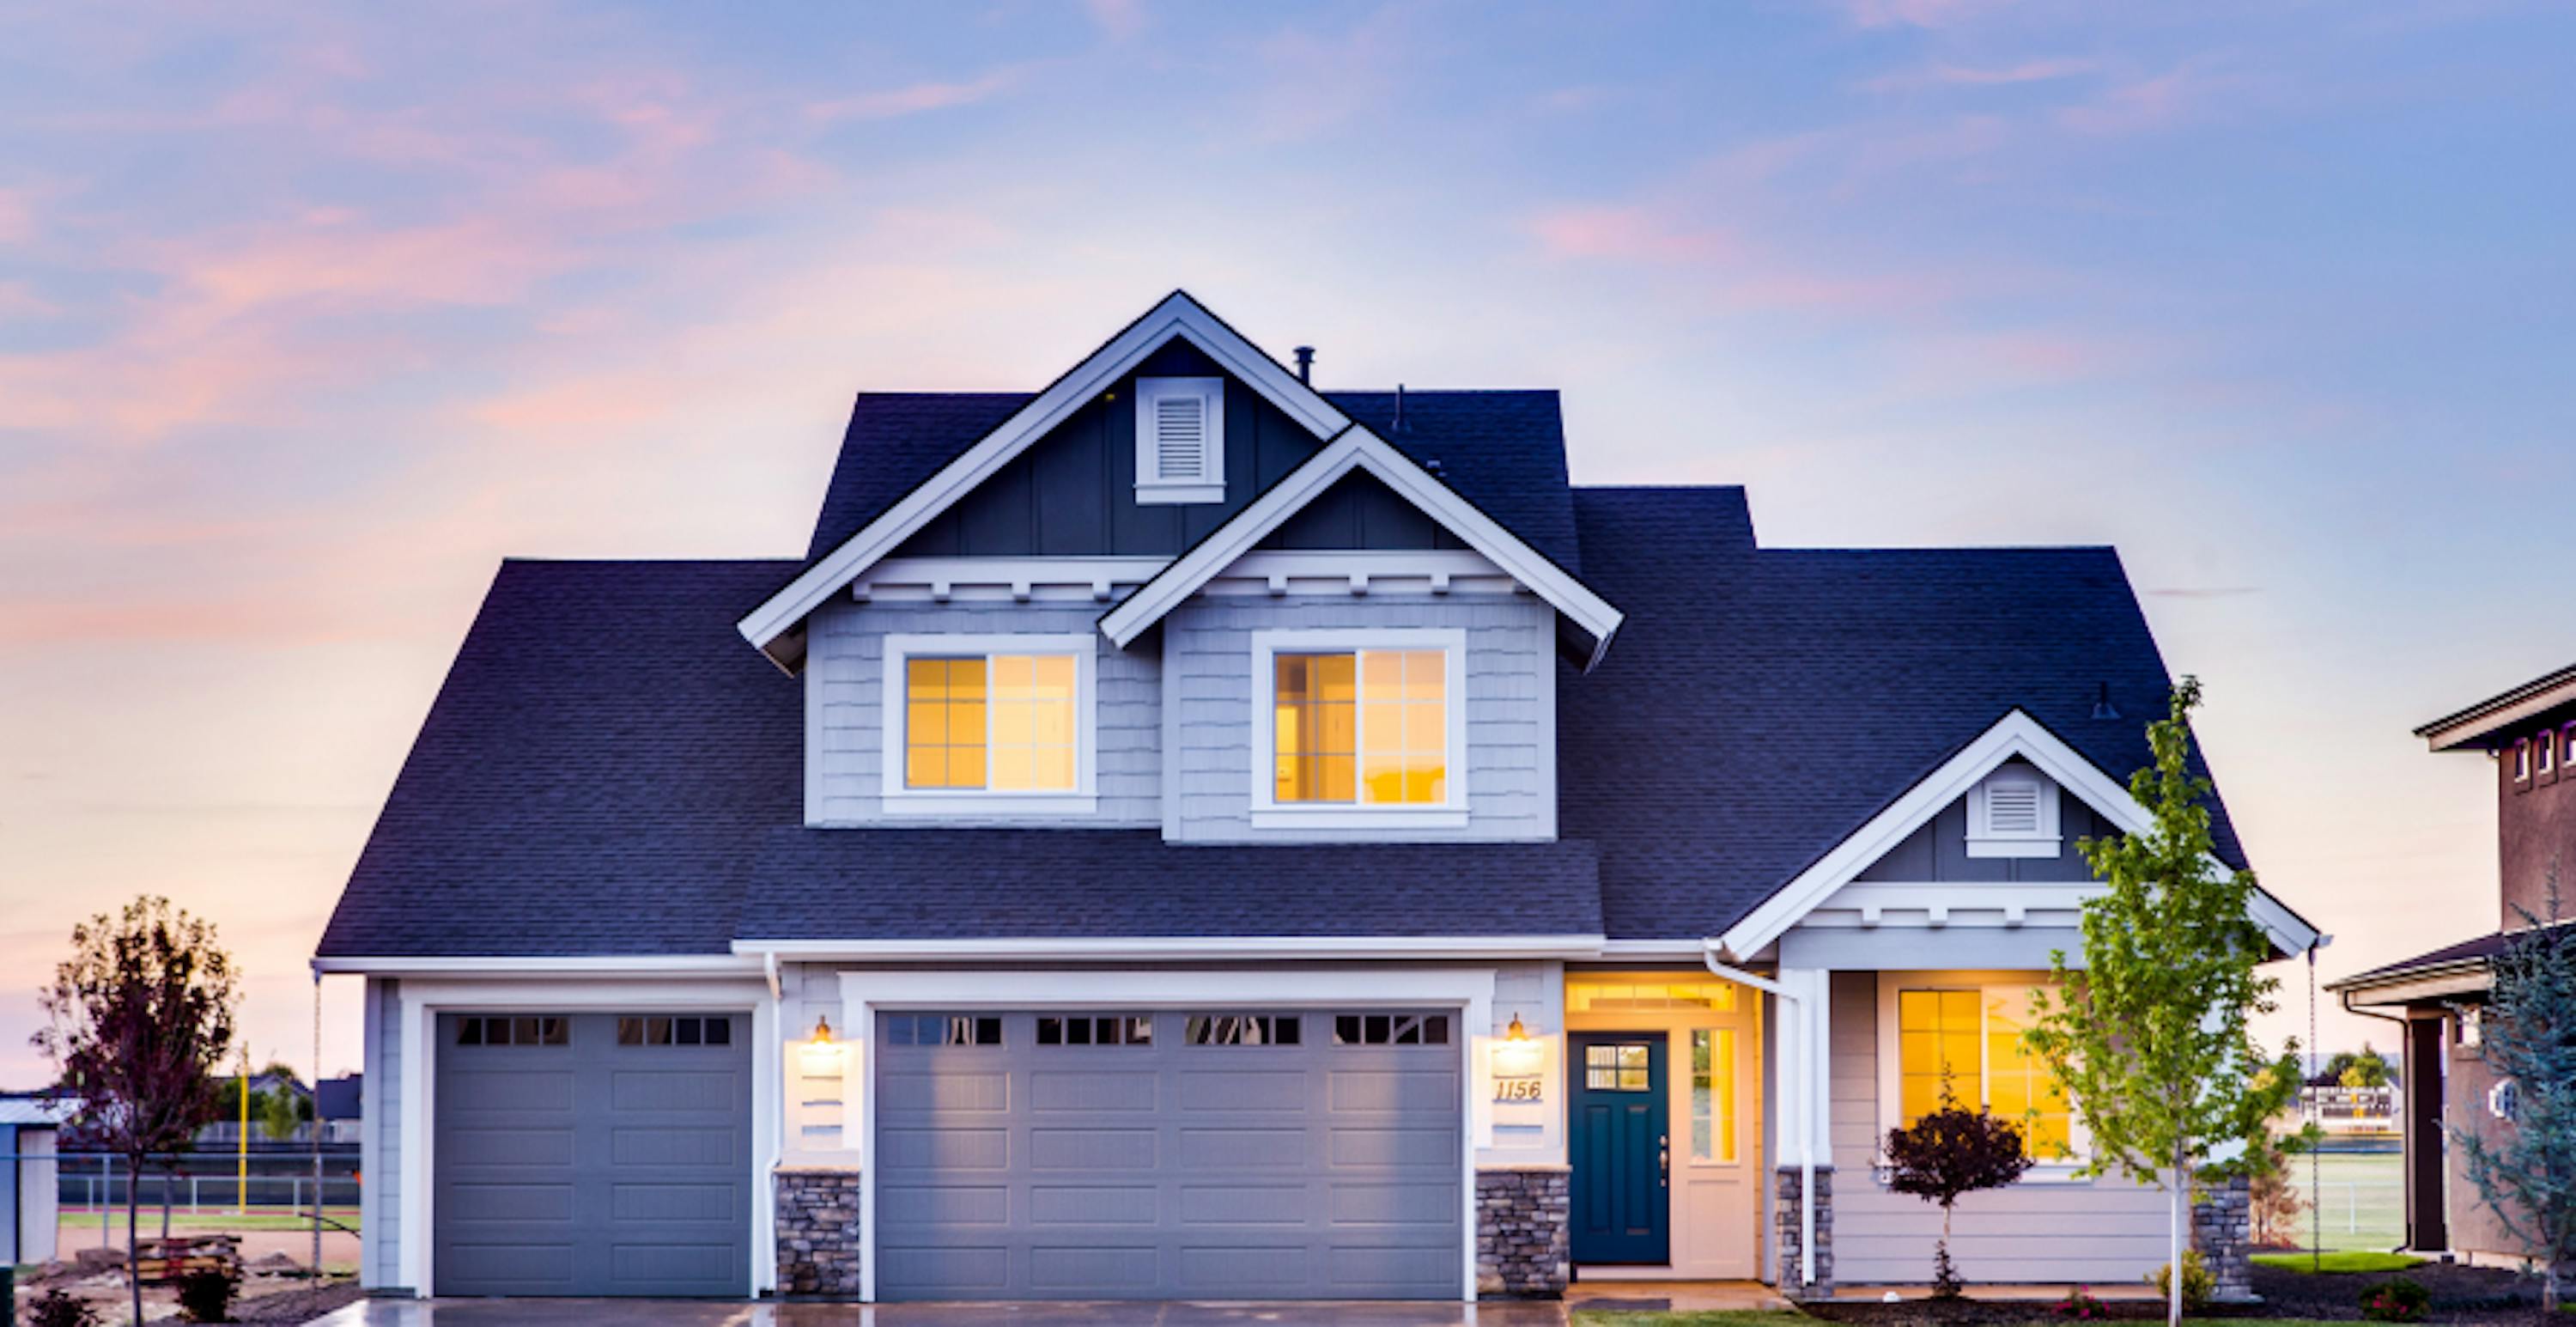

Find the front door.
xmin=1570 ymin=1032 xmax=1669 ymax=1264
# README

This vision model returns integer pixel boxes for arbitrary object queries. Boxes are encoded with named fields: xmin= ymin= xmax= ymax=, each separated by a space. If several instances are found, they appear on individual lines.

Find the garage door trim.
xmin=398 ymin=982 xmax=778 ymax=1300
xmin=841 ymin=967 xmax=1498 ymax=1303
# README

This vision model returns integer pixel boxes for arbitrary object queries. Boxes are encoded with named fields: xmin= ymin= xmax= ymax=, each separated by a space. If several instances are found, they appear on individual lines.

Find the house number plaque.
xmin=1492 ymin=1075 xmax=1544 ymax=1103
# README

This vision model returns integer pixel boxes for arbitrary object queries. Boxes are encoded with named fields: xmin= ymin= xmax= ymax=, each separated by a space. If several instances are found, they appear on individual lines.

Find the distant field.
xmin=2285 ymin=1150 xmax=2405 ymax=1253
xmin=58 ymin=1208 xmax=360 ymax=1233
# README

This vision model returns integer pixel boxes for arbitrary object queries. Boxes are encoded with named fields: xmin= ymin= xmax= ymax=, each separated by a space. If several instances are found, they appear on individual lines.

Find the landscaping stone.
xmin=775 ymin=1166 xmax=864 ymax=1298
xmin=2192 ymin=1171 xmax=2257 ymax=1304
xmin=1475 ymin=1164 xmax=1570 ymax=1298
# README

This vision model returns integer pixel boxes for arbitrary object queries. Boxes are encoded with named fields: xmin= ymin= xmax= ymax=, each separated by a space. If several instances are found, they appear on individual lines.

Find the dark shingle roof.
xmin=737 ymin=830 xmax=1601 ymax=940
xmin=315 ymin=560 xmax=804 ymax=957
xmin=1560 ymin=487 xmax=2245 ymax=940
xmin=805 ymin=389 xmax=1583 ymax=569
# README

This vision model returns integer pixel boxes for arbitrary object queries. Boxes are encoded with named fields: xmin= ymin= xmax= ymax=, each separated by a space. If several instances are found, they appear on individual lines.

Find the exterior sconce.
xmin=799 ymin=1014 xmax=844 ymax=1077
xmin=1490 ymin=1012 xmax=1545 ymax=1084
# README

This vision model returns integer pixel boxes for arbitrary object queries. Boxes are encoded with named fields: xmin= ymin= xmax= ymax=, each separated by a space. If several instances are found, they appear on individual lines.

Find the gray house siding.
xmin=1826 ymin=971 xmax=2169 ymax=1285
xmin=805 ymin=599 xmax=1160 ymax=827
xmin=1164 ymin=593 xmax=1556 ymax=843
xmin=362 ymin=977 xmax=401 ymax=1288
xmin=1854 ymin=763 xmax=2113 ymax=883
xmin=889 ymin=340 xmax=1324 ymax=559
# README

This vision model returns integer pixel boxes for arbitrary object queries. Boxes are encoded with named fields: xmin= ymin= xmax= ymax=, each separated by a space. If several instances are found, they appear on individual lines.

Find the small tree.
xmin=2337 ymin=1044 xmax=2394 ymax=1089
xmin=33 ymin=898 xmax=239 ymax=1327
xmin=2025 ymin=679 xmax=2303 ymax=1327
xmin=1884 ymin=1083 xmax=2034 ymax=1296
xmin=2450 ymin=863 xmax=2576 ymax=1310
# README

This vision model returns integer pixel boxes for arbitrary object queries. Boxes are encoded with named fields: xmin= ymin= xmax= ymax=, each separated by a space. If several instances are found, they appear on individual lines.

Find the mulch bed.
xmin=229 ymin=1277 xmax=367 ymax=1324
xmin=1802 ymin=1261 xmax=2549 ymax=1325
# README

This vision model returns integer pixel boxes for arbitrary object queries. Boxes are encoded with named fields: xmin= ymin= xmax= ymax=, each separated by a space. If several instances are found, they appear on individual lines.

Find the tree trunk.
xmin=2545 ymin=1259 xmax=2564 ymax=1314
xmin=2168 ymin=1146 xmax=2186 ymax=1327
xmin=128 ymin=1158 xmax=144 ymax=1327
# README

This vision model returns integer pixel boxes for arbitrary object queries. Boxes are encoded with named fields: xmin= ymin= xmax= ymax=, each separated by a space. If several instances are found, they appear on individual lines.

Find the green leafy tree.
xmin=1883 ymin=1082 xmax=2033 ymax=1297
xmin=2024 ymin=679 xmax=2302 ymax=1327
xmin=34 ymin=897 xmax=239 ymax=1327
xmin=2449 ymin=863 xmax=2576 ymax=1310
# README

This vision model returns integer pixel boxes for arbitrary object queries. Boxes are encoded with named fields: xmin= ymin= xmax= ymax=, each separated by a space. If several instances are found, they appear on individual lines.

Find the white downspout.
xmin=1704 ymin=945 xmax=1814 ymax=1287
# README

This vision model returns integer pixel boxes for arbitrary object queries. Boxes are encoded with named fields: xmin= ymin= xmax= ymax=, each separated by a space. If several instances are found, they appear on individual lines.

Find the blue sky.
xmin=3 ymin=0 xmax=2572 ymax=1080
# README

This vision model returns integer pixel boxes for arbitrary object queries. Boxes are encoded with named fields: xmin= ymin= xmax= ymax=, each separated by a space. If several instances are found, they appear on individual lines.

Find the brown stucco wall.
xmin=2443 ymin=1014 xmax=2545 ymax=1263
xmin=2499 ymin=703 xmax=2576 ymax=928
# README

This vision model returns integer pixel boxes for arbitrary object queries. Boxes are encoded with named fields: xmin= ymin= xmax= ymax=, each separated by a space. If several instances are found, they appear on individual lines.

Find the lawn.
xmin=2251 ymin=1250 xmax=2424 ymax=1274
xmin=59 ymin=1208 xmax=360 ymax=1233
xmin=1573 ymin=1314 xmax=1807 ymax=1327
xmin=2282 ymin=1148 xmax=2404 ymax=1253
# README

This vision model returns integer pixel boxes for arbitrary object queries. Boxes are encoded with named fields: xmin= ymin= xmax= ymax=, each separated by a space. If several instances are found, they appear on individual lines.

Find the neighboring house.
xmin=2333 ymin=665 xmax=2576 ymax=1263
xmin=317 ymin=1074 xmax=363 ymax=1146
xmin=314 ymin=291 xmax=2321 ymax=1303
xmin=0 ymin=1097 xmax=67 ymax=1267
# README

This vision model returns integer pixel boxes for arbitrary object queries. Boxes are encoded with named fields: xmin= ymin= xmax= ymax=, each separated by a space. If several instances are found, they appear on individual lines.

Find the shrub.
xmin=176 ymin=1265 xmax=241 ymax=1323
xmin=2050 ymin=1285 xmax=2110 ymax=1319
xmin=2361 ymin=1275 xmax=2432 ymax=1323
xmin=27 ymin=1288 xmax=102 ymax=1327
xmin=1884 ymin=1085 xmax=2034 ymax=1298
xmin=2148 ymin=1250 xmax=2215 ymax=1312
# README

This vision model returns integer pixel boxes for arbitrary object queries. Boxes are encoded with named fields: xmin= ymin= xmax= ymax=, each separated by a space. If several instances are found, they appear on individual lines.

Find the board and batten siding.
xmin=805 ymin=599 xmax=1161 ymax=826
xmin=361 ymin=977 xmax=400 ymax=1288
xmin=1163 ymin=593 xmax=1556 ymax=843
xmin=1826 ymin=971 xmax=2171 ymax=1285
xmin=778 ymin=961 xmax=851 ymax=1164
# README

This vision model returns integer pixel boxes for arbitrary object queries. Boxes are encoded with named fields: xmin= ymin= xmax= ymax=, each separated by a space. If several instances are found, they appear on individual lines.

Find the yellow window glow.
xmin=905 ymin=654 xmax=1075 ymax=792
xmin=1896 ymin=989 xmax=1981 ymax=1126
xmin=1278 ymin=648 xmax=1444 ymax=805
xmin=1985 ymin=991 xmax=2074 ymax=1160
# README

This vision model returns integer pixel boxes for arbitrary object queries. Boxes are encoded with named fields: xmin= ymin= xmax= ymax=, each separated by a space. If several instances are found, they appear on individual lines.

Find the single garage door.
xmin=434 ymin=1011 xmax=750 ymax=1297
xmin=875 ymin=1008 xmax=1464 ymax=1300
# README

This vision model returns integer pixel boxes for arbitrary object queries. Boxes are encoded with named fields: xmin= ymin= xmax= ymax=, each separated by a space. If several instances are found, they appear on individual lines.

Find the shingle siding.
xmin=805 ymin=599 xmax=1161 ymax=827
xmin=1165 ymin=593 xmax=1556 ymax=843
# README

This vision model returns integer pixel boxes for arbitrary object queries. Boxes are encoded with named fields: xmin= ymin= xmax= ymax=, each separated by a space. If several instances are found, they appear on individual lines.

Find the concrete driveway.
xmin=311 ymin=1300 xmax=1577 ymax=1326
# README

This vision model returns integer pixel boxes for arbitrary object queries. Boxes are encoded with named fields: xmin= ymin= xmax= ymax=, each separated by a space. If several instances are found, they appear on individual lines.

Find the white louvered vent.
xmin=1155 ymin=394 xmax=1207 ymax=479
xmin=1966 ymin=765 xmax=2060 ymax=858
xmin=1134 ymin=376 xmax=1224 ymax=503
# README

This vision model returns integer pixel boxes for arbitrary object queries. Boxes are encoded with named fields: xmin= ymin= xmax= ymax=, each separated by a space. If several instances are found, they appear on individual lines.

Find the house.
xmin=2332 ymin=664 xmax=2576 ymax=1264
xmin=313 ymin=290 xmax=2320 ymax=1303
xmin=0 ymin=1097 xmax=67 ymax=1267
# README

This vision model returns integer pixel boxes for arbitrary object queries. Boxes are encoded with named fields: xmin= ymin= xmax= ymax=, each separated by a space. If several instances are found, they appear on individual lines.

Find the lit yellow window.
xmin=1274 ymin=649 xmax=1446 ymax=805
xmin=906 ymin=654 xmax=1076 ymax=792
xmin=1692 ymin=1028 xmax=1737 ymax=1163
xmin=1897 ymin=987 xmax=2075 ymax=1162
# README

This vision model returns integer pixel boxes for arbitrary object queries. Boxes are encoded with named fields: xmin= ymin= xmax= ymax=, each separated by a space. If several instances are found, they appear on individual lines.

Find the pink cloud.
xmin=1841 ymin=0 xmax=2016 ymax=29
xmin=1528 ymin=205 xmax=1741 ymax=264
xmin=1085 ymin=0 xmax=1145 ymax=40
xmin=808 ymin=70 xmax=1017 ymax=123
xmin=1867 ymin=58 xmax=2099 ymax=92
xmin=2058 ymin=64 xmax=2239 ymax=134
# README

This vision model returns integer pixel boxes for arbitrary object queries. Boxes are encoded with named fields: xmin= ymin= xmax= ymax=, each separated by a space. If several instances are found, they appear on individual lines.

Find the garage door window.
xmin=1184 ymin=1014 xmax=1300 ymax=1045
xmin=1334 ymin=1013 xmax=1449 ymax=1045
xmin=454 ymin=1015 xmax=567 ymax=1047
xmin=616 ymin=1014 xmax=730 ymax=1047
xmin=1036 ymin=1015 xmax=1152 ymax=1046
xmin=886 ymin=1014 xmax=1002 ymax=1046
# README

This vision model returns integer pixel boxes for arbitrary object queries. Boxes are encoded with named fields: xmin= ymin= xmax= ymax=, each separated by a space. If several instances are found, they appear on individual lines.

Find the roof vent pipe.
xmin=2092 ymin=683 xmax=2122 ymax=721
xmin=1394 ymin=383 xmax=1406 ymax=434
xmin=1293 ymin=346 xmax=1314 ymax=385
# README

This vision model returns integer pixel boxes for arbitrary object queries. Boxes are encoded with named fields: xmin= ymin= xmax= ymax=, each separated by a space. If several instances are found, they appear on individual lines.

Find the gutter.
xmin=1703 ymin=945 xmax=1814 ymax=1289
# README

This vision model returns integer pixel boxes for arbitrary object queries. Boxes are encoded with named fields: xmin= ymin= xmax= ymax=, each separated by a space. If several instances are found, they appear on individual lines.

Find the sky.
xmin=3 ymin=0 xmax=2573 ymax=1087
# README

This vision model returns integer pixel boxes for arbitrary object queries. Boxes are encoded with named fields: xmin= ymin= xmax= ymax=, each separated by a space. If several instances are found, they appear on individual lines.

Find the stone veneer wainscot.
xmin=1775 ymin=1166 xmax=1834 ymax=1301
xmin=775 ymin=1168 xmax=864 ymax=1298
xmin=1475 ymin=1165 xmax=1571 ymax=1298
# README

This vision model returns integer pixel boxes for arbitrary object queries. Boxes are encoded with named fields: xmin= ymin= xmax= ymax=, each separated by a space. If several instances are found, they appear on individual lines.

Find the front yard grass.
xmin=2250 ymin=1250 xmax=2424 ymax=1275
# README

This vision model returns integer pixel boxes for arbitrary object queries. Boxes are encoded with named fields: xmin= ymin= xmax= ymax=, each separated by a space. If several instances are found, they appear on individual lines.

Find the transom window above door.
xmin=880 ymin=634 xmax=1096 ymax=814
xmin=1251 ymin=630 xmax=1467 ymax=825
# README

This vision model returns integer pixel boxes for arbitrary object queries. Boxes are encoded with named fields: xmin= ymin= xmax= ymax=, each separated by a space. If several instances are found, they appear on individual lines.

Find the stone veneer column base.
xmin=1774 ymin=1166 xmax=1834 ymax=1302
xmin=1476 ymin=1165 xmax=1571 ymax=1299
xmin=2192 ymin=1172 xmax=2257 ymax=1303
xmin=775 ymin=1167 xmax=864 ymax=1298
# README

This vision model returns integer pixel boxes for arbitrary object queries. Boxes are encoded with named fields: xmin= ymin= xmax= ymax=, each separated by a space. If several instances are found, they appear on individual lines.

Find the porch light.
xmin=1490 ymin=1013 xmax=1545 ymax=1080
xmin=799 ymin=1014 xmax=843 ymax=1078
xmin=1505 ymin=1014 xmax=1528 ymax=1042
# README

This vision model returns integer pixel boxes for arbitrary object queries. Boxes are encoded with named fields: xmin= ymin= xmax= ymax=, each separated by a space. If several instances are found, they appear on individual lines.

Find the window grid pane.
xmin=1274 ymin=654 xmax=1358 ymax=803
xmin=1897 ymin=989 xmax=1979 ymax=1127
xmin=906 ymin=657 xmax=987 ymax=789
xmin=1692 ymin=1029 xmax=1736 ymax=1162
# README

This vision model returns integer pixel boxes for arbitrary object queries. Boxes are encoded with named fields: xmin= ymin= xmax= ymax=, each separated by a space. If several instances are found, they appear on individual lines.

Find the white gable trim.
xmin=1716 ymin=709 xmax=2319 ymax=961
xmin=738 ymin=291 xmax=1349 ymax=667
xmin=1097 ymin=426 xmax=1625 ymax=667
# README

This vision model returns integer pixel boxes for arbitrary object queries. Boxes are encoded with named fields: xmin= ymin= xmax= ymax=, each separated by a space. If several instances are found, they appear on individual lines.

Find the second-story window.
xmin=1274 ymin=648 xmax=1447 ymax=805
xmin=2514 ymin=738 xmax=2532 ymax=782
xmin=2541 ymin=730 xmax=2558 ymax=777
xmin=882 ymin=634 xmax=1095 ymax=811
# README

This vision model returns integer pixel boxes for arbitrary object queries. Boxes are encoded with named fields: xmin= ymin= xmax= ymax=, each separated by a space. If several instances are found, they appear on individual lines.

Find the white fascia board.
xmin=738 ymin=292 xmax=1349 ymax=665
xmin=734 ymin=934 xmax=1607 ymax=962
xmin=310 ymin=954 xmax=763 ymax=977
xmin=1098 ymin=427 xmax=1625 ymax=663
xmin=1716 ymin=709 xmax=2321 ymax=961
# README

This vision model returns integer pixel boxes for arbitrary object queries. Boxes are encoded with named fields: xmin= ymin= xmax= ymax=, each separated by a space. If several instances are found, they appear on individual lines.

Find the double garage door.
xmin=876 ymin=1008 xmax=1466 ymax=1300
xmin=433 ymin=1011 xmax=750 ymax=1297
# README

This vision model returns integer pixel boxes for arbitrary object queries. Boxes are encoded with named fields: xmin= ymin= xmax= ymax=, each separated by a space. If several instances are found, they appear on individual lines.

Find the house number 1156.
xmin=1493 ymin=1077 xmax=1544 ymax=1103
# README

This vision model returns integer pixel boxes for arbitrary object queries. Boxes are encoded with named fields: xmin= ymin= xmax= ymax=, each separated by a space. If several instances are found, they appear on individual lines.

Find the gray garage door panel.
xmin=434 ymin=1012 xmax=750 ymax=1298
xmin=875 ymin=1010 xmax=1464 ymax=1301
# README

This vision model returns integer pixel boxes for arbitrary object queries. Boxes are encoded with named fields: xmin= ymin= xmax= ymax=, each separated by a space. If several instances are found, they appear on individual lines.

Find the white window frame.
xmin=1249 ymin=627 xmax=1469 ymax=830
xmin=1133 ymin=376 xmax=1226 ymax=504
xmin=2541 ymin=730 xmax=2558 ymax=776
xmin=1874 ymin=974 xmax=2089 ymax=1181
xmin=1964 ymin=764 xmax=2061 ymax=858
xmin=2514 ymin=738 xmax=2532 ymax=782
xmin=878 ymin=632 xmax=1098 ymax=816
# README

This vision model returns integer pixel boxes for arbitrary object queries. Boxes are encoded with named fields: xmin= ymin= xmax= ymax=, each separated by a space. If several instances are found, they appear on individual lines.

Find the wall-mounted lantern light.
xmin=1491 ymin=1011 xmax=1545 ymax=1084
xmin=799 ymin=1014 xmax=844 ymax=1078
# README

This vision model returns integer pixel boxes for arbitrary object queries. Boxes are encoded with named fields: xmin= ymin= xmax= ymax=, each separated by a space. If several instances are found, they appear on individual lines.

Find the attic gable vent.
xmin=1965 ymin=764 xmax=2061 ymax=859
xmin=1135 ymin=376 xmax=1225 ymax=504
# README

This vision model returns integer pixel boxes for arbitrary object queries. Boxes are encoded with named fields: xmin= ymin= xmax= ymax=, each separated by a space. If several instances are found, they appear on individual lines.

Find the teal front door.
xmin=1570 ymin=1032 xmax=1669 ymax=1264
